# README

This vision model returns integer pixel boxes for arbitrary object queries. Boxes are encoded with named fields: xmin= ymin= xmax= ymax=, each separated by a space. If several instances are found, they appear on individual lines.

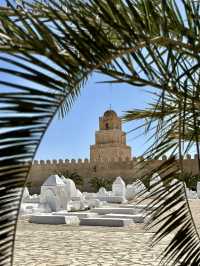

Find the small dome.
xmin=62 ymin=178 xmax=77 ymax=191
xmin=63 ymin=178 xmax=76 ymax=187
xmin=103 ymin=110 xmax=117 ymax=118
xmin=98 ymin=187 xmax=107 ymax=194
xmin=62 ymin=178 xmax=77 ymax=197
xmin=42 ymin=175 xmax=65 ymax=186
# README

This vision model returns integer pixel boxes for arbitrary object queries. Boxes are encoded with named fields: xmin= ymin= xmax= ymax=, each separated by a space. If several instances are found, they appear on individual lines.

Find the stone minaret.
xmin=90 ymin=110 xmax=132 ymax=162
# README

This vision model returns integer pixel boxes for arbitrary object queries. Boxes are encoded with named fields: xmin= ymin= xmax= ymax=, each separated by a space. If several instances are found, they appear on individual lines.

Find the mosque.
xmin=28 ymin=110 xmax=199 ymax=193
xmin=90 ymin=109 xmax=131 ymax=162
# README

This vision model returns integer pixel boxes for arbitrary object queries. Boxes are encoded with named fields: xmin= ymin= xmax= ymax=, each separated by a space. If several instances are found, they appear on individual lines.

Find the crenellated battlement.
xmin=28 ymin=108 xmax=200 ymax=194
xmin=33 ymin=158 xmax=90 ymax=165
xmin=28 ymin=153 xmax=200 ymax=194
xmin=32 ymin=154 xmax=199 ymax=166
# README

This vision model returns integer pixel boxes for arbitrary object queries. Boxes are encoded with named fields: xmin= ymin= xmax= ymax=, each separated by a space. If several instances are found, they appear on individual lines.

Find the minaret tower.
xmin=90 ymin=110 xmax=132 ymax=162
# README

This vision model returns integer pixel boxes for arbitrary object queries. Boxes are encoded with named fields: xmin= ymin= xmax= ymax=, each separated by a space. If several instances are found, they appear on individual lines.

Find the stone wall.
xmin=28 ymin=155 xmax=200 ymax=194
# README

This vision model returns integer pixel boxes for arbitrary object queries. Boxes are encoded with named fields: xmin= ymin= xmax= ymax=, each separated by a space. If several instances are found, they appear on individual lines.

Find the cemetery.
xmin=15 ymin=173 xmax=200 ymax=266
xmin=15 ymin=110 xmax=200 ymax=265
xmin=20 ymin=173 xmax=200 ymax=228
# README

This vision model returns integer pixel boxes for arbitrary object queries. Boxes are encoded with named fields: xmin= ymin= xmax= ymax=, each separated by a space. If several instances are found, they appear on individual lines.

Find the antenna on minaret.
xmin=109 ymin=83 xmax=112 ymax=110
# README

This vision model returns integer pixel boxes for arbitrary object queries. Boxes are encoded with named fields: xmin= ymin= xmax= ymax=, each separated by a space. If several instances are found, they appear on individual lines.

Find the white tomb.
xmin=97 ymin=187 xmax=108 ymax=196
xmin=150 ymin=173 xmax=163 ymax=187
xmin=76 ymin=189 xmax=83 ymax=198
xmin=88 ymin=198 xmax=103 ymax=208
xmin=71 ymin=189 xmax=84 ymax=201
xmin=134 ymin=180 xmax=146 ymax=194
xmin=40 ymin=175 xmax=70 ymax=212
xmin=61 ymin=177 xmax=77 ymax=198
xmin=170 ymin=179 xmax=179 ymax=186
xmin=22 ymin=187 xmax=41 ymax=204
xmin=20 ymin=202 xmax=51 ymax=216
xmin=126 ymin=184 xmax=136 ymax=200
xmin=186 ymin=187 xmax=198 ymax=199
xmin=125 ymin=180 xmax=147 ymax=200
xmin=83 ymin=192 xmax=97 ymax=200
xmin=150 ymin=173 xmax=163 ymax=196
xmin=197 ymin=182 xmax=200 ymax=198
xmin=22 ymin=187 xmax=30 ymax=202
xmin=112 ymin=176 xmax=126 ymax=197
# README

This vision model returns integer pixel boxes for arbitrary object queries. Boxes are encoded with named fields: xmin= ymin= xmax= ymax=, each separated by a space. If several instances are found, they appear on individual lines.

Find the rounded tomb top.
xmin=61 ymin=177 xmax=77 ymax=191
xmin=42 ymin=175 xmax=65 ymax=186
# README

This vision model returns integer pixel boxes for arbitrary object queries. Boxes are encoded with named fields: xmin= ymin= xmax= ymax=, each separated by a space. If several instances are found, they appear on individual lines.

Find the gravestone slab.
xmin=30 ymin=214 xmax=79 ymax=225
xmin=91 ymin=207 xmax=136 ymax=215
xmin=103 ymin=213 xmax=145 ymax=223
xmin=80 ymin=217 xmax=133 ymax=227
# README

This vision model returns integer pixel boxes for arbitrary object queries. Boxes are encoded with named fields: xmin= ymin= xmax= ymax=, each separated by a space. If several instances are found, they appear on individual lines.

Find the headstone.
xmin=186 ymin=187 xmax=198 ymax=199
xmin=197 ymin=182 xmax=200 ymax=198
xmin=83 ymin=192 xmax=97 ymax=200
xmin=68 ymin=199 xmax=88 ymax=211
xmin=106 ymin=196 xmax=126 ymax=203
xmin=22 ymin=187 xmax=30 ymax=203
xmin=37 ymin=203 xmax=52 ymax=213
xmin=170 ymin=179 xmax=179 ymax=186
xmin=125 ymin=184 xmax=136 ymax=200
xmin=134 ymin=180 xmax=146 ymax=193
xmin=112 ymin=176 xmax=126 ymax=197
xmin=150 ymin=173 xmax=163 ymax=196
xmin=97 ymin=187 xmax=108 ymax=196
xmin=71 ymin=189 xmax=84 ymax=201
xmin=150 ymin=173 xmax=163 ymax=187
xmin=88 ymin=199 xmax=103 ymax=208
xmin=24 ymin=194 xmax=40 ymax=204
xmin=69 ymin=200 xmax=80 ymax=211
xmin=23 ymin=187 xmax=29 ymax=197
xmin=20 ymin=203 xmax=48 ymax=215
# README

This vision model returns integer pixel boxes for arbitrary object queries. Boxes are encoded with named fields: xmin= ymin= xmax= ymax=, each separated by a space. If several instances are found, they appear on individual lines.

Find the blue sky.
xmin=36 ymin=73 xmax=150 ymax=160
xmin=1 ymin=0 xmax=194 ymax=161
xmin=1 ymin=0 xmax=197 ymax=162
xmin=0 ymin=0 xmax=152 ymax=161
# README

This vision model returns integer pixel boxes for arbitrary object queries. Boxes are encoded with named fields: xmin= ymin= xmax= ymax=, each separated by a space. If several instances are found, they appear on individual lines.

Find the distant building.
xmin=28 ymin=109 xmax=200 ymax=193
xmin=90 ymin=110 xmax=131 ymax=162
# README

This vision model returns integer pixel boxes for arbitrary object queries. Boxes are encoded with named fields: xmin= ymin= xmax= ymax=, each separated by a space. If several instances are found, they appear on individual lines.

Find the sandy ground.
xmin=13 ymin=200 xmax=200 ymax=266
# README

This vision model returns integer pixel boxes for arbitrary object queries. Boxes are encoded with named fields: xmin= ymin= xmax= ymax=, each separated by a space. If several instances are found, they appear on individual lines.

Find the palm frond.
xmin=0 ymin=2 xmax=87 ymax=264
xmin=1 ymin=0 xmax=200 ymax=265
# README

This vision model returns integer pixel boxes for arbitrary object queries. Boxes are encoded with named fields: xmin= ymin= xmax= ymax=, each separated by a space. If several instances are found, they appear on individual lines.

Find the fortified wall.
xmin=28 ymin=110 xmax=200 ymax=193
xmin=28 ymin=154 xmax=200 ymax=193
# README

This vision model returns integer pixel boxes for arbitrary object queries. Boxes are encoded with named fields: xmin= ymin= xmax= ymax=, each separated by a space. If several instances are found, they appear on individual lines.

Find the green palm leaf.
xmin=1 ymin=0 xmax=200 ymax=265
xmin=0 ymin=2 xmax=88 ymax=264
